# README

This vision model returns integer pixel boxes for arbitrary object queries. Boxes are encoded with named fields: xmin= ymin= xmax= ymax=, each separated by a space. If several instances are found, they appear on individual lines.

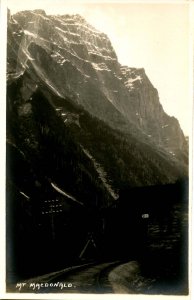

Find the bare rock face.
xmin=120 ymin=67 xmax=187 ymax=157
xmin=6 ymin=10 xmax=188 ymax=282
xmin=7 ymin=9 xmax=188 ymax=178
xmin=7 ymin=10 xmax=187 ymax=161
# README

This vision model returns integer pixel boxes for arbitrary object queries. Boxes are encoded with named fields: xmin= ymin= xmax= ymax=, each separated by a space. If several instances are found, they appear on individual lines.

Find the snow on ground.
xmin=24 ymin=30 xmax=38 ymax=38
xmin=92 ymin=62 xmax=111 ymax=72
xmin=125 ymin=75 xmax=143 ymax=87
xmin=162 ymin=124 xmax=169 ymax=128
xmin=55 ymin=26 xmax=80 ymax=37
xmin=22 ymin=48 xmax=35 ymax=61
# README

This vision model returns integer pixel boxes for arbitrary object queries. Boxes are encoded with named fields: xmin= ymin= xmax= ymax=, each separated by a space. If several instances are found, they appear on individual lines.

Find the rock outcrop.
xmin=6 ymin=9 xmax=188 ymax=283
xmin=7 ymin=10 xmax=187 ymax=162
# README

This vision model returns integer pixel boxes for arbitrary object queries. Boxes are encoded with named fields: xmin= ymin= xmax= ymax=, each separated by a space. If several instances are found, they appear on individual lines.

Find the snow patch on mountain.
xmin=92 ymin=62 xmax=111 ymax=72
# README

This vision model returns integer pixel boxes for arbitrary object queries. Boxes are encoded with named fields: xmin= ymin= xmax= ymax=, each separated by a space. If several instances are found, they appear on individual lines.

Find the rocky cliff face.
xmin=6 ymin=8 xmax=189 ymax=205
xmin=6 ymin=9 xmax=188 ymax=282
xmin=7 ymin=10 xmax=187 ymax=160
xmin=120 ymin=66 xmax=187 ymax=155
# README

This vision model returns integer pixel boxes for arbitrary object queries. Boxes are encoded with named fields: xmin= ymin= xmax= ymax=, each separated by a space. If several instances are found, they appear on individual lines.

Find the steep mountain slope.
xmin=7 ymin=70 xmax=185 ymax=205
xmin=6 ymin=9 xmax=188 ymax=281
xmin=6 ymin=69 xmax=187 ymax=279
xmin=7 ymin=9 xmax=188 ymax=161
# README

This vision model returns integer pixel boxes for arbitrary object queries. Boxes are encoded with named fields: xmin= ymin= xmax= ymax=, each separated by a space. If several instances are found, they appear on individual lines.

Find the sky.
xmin=5 ymin=0 xmax=192 ymax=135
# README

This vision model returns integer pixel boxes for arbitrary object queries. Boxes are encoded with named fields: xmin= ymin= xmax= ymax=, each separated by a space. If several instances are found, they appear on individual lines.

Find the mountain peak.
xmin=6 ymin=9 xmax=188 ymax=289
xmin=16 ymin=9 xmax=47 ymax=16
xmin=59 ymin=13 xmax=87 ymax=22
xmin=7 ymin=9 xmax=187 ymax=166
